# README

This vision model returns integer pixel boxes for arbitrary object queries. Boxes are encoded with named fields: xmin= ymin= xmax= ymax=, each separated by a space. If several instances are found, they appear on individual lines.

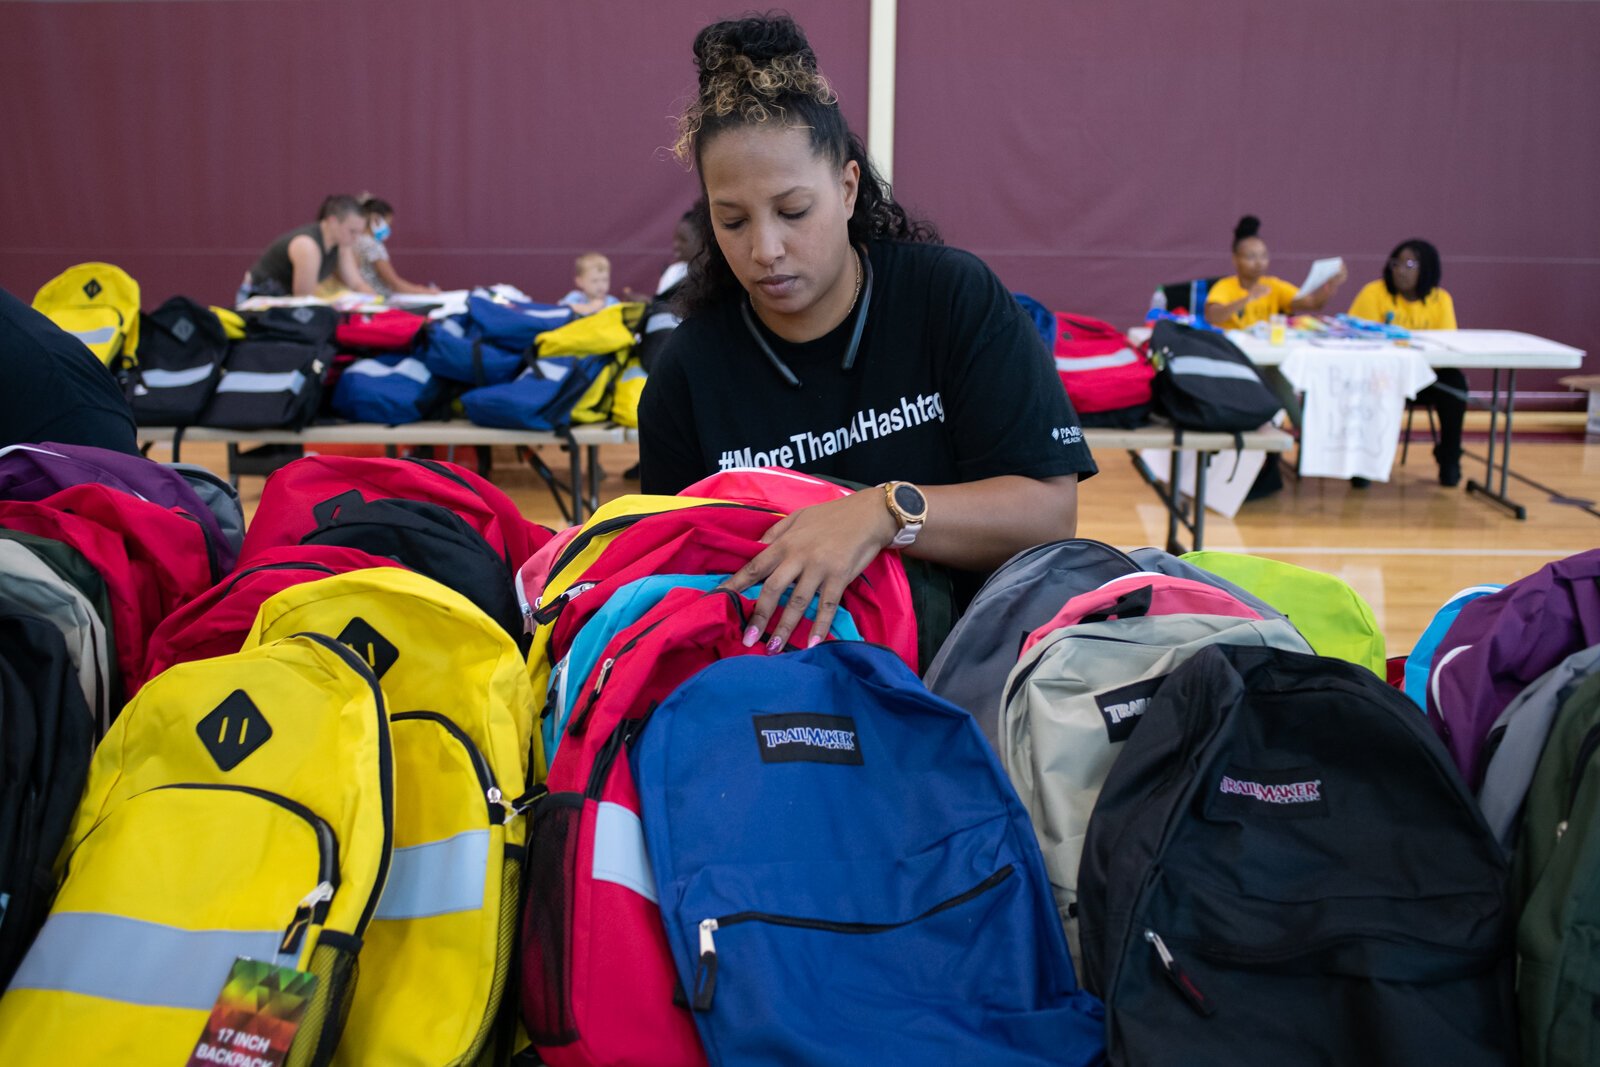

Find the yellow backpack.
xmin=569 ymin=350 xmax=647 ymax=427
xmin=0 ymin=635 xmax=392 ymax=1067
xmin=32 ymin=262 xmax=142 ymax=366
xmin=243 ymin=568 xmax=540 ymax=1067
xmin=534 ymin=301 xmax=643 ymax=357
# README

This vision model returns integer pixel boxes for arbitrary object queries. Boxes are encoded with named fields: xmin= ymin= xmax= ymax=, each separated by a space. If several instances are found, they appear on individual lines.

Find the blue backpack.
xmin=459 ymin=356 xmax=605 ymax=431
xmin=420 ymin=316 xmax=526 ymax=387
xmin=1403 ymin=584 xmax=1504 ymax=710
xmin=467 ymin=292 xmax=573 ymax=349
xmin=632 ymin=642 xmax=1106 ymax=1066
xmin=330 ymin=354 xmax=445 ymax=424
xmin=545 ymin=573 xmax=862 ymax=764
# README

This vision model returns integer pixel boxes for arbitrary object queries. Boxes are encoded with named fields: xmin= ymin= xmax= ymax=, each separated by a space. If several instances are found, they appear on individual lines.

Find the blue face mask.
xmin=372 ymin=220 xmax=391 ymax=243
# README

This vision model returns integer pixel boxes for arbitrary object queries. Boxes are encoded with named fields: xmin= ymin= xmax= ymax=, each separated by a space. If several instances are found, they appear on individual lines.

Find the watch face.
xmin=892 ymin=483 xmax=926 ymax=517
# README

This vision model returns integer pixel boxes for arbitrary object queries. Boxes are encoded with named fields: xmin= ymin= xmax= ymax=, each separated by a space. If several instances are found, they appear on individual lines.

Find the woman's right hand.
xmin=1248 ymin=281 xmax=1272 ymax=301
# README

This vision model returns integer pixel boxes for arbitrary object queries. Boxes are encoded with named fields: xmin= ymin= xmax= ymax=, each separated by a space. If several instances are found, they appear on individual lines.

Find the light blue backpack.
xmin=1403 ymin=584 xmax=1504 ymax=710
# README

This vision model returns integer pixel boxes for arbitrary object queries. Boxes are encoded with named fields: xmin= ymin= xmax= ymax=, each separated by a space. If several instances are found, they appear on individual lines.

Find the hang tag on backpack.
xmin=186 ymin=957 xmax=318 ymax=1067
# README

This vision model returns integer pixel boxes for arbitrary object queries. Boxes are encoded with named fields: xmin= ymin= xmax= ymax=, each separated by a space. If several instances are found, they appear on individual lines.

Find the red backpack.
xmin=334 ymin=308 xmax=427 ymax=351
xmin=1022 ymin=572 xmax=1261 ymax=655
xmin=523 ymin=587 xmax=837 ymax=1067
xmin=0 ymin=485 xmax=216 ymax=694
xmin=239 ymin=454 xmax=553 ymax=569
xmin=136 ymin=544 xmax=404 ymax=694
xmin=1052 ymin=312 xmax=1154 ymax=427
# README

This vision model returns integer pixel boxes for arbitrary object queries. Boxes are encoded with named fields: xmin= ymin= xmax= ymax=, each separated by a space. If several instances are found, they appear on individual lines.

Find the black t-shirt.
xmin=639 ymin=240 xmax=1096 ymax=494
xmin=0 ymin=286 xmax=138 ymax=454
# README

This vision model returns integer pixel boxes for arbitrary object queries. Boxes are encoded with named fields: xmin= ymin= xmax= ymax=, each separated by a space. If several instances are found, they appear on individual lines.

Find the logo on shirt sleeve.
xmin=753 ymin=713 xmax=864 ymax=766
xmin=1051 ymin=425 xmax=1084 ymax=446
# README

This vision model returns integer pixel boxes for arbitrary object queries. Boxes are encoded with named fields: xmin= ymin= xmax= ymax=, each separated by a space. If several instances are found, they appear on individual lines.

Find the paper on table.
xmin=1295 ymin=256 xmax=1345 ymax=298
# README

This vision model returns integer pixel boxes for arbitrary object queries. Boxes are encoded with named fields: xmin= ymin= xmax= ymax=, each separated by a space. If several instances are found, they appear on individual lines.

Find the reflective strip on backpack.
xmin=591 ymin=801 xmax=657 ymax=903
xmin=216 ymin=370 xmax=307 ymax=395
xmin=1167 ymin=356 xmax=1260 ymax=383
xmin=10 ymin=912 xmax=295 ymax=1009
xmin=141 ymin=365 xmax=217 ymax=389
xmin=345 ymin=358 xmax=431 ymax=385
xmin=1055 ymin=348 xmax=1138 ymax=373
xmin=372 ymin=829 xmax=489 ymax=920
xmin=67 ymin=326 xmax=118 ymax=346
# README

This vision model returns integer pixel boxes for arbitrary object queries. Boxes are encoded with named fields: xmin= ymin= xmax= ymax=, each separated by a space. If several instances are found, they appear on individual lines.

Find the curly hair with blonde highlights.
xmin=672 ymin=12 xmax=938 ymax=315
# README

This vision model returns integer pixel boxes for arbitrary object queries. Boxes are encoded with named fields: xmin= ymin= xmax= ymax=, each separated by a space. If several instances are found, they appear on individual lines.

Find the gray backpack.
xmin=924 ymin=539 xmax=1140 ymax=747
xmin=1476 ymin=643 xmax=1600 ymax=849
xmin=1001 ymin=611 xmax=1310 ymax=970
xmin=0 ymin=540 xmax=111 ymax=736
xmin=166 ymin=461 xmax=245 ymax=558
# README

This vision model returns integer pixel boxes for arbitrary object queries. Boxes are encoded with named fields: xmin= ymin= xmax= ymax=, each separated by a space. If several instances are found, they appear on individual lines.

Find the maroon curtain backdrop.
xmin=3 ymin=0 xmax=1594 ymax=389
xmin=894 ymin=0 xmax=1599 ymax=390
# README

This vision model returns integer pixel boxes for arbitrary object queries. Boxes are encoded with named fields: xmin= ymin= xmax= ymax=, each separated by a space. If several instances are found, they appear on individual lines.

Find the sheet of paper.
xmin=1295 ymin=256 xmax=1345 ymax=298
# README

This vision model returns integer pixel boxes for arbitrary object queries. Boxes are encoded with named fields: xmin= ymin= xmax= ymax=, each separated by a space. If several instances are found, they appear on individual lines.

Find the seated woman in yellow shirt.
xmin=1204 ymin=215 xmax=1347 ymax=329
xmin=1349 ymin=239 xmax=1464 ymax=486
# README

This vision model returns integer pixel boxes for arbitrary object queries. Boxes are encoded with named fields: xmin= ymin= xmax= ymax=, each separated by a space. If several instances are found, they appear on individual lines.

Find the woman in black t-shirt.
xmin=639 ymin=13 xmax=1095 ymax=651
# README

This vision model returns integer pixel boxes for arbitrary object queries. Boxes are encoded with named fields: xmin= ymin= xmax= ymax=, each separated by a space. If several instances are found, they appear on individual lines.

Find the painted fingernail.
xmin=807 ymin=634 xmax=823 ymax=649
xmin=742 ymin=625 xmax=760 ymax=647
xmin=766 ymin=635 xmax=783 ymax=654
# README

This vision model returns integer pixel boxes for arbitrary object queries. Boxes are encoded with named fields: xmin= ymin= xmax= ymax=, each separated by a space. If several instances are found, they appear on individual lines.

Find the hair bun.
xmin=1234 ymin=215 xmax=1261 ymax=243
xmin=693 ymin=14 xmax=816 ymax=87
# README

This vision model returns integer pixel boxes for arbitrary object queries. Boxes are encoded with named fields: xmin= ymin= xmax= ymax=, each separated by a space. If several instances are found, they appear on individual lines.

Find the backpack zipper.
xmin=149 ymin=782 xmax=338 ymax=956
xmin=1557 ymin=724 xmax=1600 ymax=841
xmin=390 ymin=711 xmax=511 ymax=824
xmin=690 ymin=865 xmax=1014 ymax=1011
xmin=220 ymin=560 xmax=336 ymax=598
xmin=1144 ymin=929 xmax=1215 ymax=1016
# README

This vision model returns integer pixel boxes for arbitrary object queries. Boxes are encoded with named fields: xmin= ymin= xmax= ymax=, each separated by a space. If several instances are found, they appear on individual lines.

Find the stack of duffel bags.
xmin=0 ymin=449 xmax=557 ymax=1065
xmin=514 ymin=466 xmax=1106 ymax=1065
xmin=420 ymin=288 xmax=649 ymax=432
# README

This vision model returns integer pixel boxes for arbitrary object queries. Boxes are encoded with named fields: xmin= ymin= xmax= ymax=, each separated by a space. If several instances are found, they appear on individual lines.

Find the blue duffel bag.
xmin=468 ymin=292 xmax=574 ymax=350
xmin=330 ymin=354 xmax=445 ymax=425
xmin=631 ymin=642 xmax=1107 ymax=1067
xmin=459 ymin=355 xmax=606 ymax=431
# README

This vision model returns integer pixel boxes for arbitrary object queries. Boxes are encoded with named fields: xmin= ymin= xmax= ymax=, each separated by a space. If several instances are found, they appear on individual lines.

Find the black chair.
xmin=1400 ymin=401 xmax=1438 ymax=465
xmin=1160 ymin=277 xmax=1224 ymax=317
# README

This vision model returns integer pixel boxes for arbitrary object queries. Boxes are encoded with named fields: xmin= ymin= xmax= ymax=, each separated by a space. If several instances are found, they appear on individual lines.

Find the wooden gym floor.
xmin=184 ymin=411 xmax=1599 ymax=661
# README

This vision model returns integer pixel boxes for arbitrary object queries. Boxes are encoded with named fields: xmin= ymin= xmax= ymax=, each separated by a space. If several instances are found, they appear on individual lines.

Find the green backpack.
xmin=1181 ymin=550 xmax=1386 ymax=675
xmin=1512 ymin=670 xmax=1600 ymax=1067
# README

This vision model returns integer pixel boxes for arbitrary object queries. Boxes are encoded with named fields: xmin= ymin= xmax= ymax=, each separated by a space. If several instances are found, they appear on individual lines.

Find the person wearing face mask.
xmin=237 ymin=194 xmax=374 ymax=304
xmin=638 ymin=14 xmax=1097 ymax=654
xmin=1349 ymin=239 xmax=1464 ymax=486
xmin=353 ymin=196 xmax=440 ymax=298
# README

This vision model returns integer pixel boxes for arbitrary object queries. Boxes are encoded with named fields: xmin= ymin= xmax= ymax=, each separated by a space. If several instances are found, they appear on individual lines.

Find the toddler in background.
xmin=560 ymin=252 xmax=620 ymax=316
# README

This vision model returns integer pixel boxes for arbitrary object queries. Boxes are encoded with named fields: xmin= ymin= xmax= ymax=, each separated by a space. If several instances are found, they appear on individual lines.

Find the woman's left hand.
xmin=719 ymin=489 xmax=897 ymax=653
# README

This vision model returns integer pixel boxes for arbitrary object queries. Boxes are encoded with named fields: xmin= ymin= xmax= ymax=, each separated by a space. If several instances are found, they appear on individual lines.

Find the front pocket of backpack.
xmin=519 ymin=791 xmax=584 ymax=1045
xmin=4 ymin=784 xmax=340 ymax=1062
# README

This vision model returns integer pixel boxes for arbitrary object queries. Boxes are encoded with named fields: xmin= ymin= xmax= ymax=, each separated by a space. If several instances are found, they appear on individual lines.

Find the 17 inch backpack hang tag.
xmin=186 ymin=957 xmax=317 ymax=1067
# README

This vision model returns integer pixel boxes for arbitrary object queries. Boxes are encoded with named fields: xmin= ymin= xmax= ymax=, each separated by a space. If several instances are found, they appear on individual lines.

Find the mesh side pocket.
xmin=464 ymin=856 xmax=526 ymax=1065
xmin=286 ymin=936 xmax=360 ymax=1067
xmin=520 ymin=793 xmax=584 ymax=1046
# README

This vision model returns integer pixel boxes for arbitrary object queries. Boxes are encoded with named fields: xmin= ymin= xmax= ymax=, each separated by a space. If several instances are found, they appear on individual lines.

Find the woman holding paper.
xmin=1205 ymin=215 xmax=1347 ymax=328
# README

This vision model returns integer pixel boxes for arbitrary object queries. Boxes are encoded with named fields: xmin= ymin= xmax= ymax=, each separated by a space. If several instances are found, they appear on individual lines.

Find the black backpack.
xmin=1078 ymin=643 xmax=1516 ymax=1065
xmin=0 ymin=613 xmax=94 ymax=988
xmin=243 ymin=304 xmax=339 ymax=346
xmin=197 ymin=338 xmax=328 ymax=430
xmin=129 ymin=297 xmax=229 ymax=426
xmin=1148 ymin=320 xmax=1281 ymax=433
xmin=300 ymin=496 xmax=528 ymax=653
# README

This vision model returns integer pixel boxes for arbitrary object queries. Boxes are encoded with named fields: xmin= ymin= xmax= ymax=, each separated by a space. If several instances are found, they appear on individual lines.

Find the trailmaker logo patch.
xmin=1208 ymin=765 xmax=1329 ymax=819
xmin=1094 ymin=677 xmax=1163 ymax=743
xmin=753 ymin=713 xmax=864 ymax=766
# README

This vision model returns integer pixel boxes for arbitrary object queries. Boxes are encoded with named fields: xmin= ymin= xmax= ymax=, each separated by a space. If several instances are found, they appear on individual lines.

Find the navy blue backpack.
xmin=467 ymin=292 xmax=574 ymax=349
xmin=329 ymin=354 xmax=446 ymax=424
xmin=460 ymin=355 xmax=607 ymax=431
xmin=421 ymin=316 xmax=527 ymax=387
xmin=632 ymin=642 xmax=1106 ymax=1066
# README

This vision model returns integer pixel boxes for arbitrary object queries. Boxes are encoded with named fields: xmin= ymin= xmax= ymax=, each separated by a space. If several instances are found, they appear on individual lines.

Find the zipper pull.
xmin=1556 ymin=819 xmax=1569 ymax=841
xmin=692 ymin=919 xmax=719 ymax=1011
xmin=280 ymin=881 xmax=335 ymax=956
xmin=569 ymin=657 xmax=614 ymax=737
xmin=1145 ymin=929 xmax=1214 ymax=1017
xmin=487 ymin=786 xmax=516 ymax=823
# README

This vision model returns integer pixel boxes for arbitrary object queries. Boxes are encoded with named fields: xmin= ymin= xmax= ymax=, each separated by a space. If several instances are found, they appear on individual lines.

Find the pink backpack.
xmin=680 ymin=466 xmax=852 ymax=511
xmin=522 ymin=587 xmax=833 ymax=1067
xmin=1023 ymin=572 xmax=1261 ymax=655
xmin=136 ymin=544 xmax=404 ymax=694
xmin=1053 ymin=313 xmax=1155 ymax=420
xmin=240 ymin=454 xmax=552 ymax=570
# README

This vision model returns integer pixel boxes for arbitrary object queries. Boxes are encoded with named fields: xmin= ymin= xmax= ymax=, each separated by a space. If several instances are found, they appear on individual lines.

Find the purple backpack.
xmin=0 ymin=442 xmax=236 ymax=572
xmin=1427 ymin=549 xmax=1600 ymax=787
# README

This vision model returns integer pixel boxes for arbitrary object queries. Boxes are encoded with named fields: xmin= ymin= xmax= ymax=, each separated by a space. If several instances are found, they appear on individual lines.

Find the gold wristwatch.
xmin=882 ymin=481 xmax=928 ymax=548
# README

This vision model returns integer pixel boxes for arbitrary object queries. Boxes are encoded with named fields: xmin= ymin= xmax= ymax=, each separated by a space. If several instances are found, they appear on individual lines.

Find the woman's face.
xmin=1389 ymin=247 xmax=1421 ymax=297
xmin=700 ymin=124 xmax=859 ymax=338
xmin=1233 ymin=236 xmax=1269 ymax=281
